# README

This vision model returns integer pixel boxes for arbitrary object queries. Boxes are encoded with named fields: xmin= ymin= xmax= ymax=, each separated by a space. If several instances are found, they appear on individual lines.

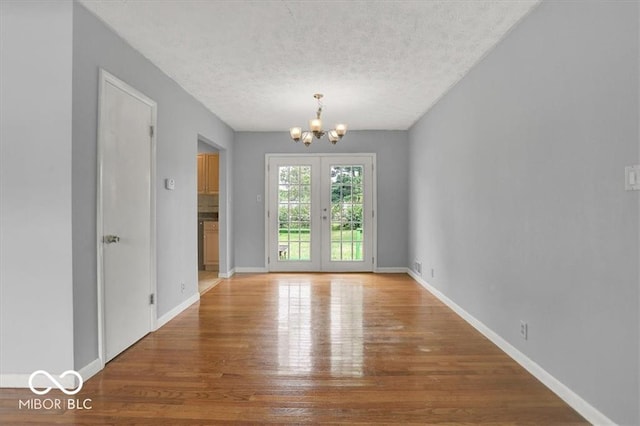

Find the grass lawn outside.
xmin=278 ymin=229 xmax=363 ymax=261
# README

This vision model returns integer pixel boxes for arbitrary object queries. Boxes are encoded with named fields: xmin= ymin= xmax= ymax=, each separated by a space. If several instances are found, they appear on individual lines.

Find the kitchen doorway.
xmin=197 ymin=139 xmax=221 ymax=294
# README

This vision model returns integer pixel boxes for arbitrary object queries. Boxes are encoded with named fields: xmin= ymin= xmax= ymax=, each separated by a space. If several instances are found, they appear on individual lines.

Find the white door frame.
xmin=96 ymin=69 xmax=157 ymax=367
xmin=320 ymin=155 xmax=374 ymax=272
xmin=264 ymin=153 xmax=377 ymax=272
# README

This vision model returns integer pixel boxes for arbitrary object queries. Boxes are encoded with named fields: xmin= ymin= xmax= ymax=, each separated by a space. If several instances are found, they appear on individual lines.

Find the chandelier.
xmin=289 ymin=94 xmax=347 ymax=146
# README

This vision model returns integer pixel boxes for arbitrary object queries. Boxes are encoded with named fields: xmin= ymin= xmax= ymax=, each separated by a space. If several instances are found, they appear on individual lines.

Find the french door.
xmin=267 ymin=154 xmax=375 ymax=272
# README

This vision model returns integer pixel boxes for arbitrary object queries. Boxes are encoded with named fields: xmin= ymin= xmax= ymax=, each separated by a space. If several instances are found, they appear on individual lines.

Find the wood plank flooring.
xmin=198 ymin=270 xmax=221 ymax=295
xmin=0 ymin=273 xmax=587 ymax=424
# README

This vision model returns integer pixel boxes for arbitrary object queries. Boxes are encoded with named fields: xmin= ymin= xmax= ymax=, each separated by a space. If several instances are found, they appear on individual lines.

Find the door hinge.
xmin=372 ymin=257 xmax=375 ymax=264
xmin=268 ymin=256 xmax=270 ymax=264
xmin=149 ymin=294 xmax=155 ymax=305
xmin=267 ymin=210 xmax=270 ymax=218
xmin=372 ymin=210 xmax=375 ymax=218
xmin=149 ymin=125 xmax=154 ymax=138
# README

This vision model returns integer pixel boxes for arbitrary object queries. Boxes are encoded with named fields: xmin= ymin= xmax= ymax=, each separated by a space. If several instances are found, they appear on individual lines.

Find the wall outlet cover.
xmin=520 ymin=321 xmax=528 ymax=340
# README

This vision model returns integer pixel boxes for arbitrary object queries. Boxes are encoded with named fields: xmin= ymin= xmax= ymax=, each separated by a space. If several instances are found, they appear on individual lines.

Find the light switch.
xmin=165 ymin=178 xmax=176 ymax=190
xmin=625 ymin=166 xmax=640 ymax=191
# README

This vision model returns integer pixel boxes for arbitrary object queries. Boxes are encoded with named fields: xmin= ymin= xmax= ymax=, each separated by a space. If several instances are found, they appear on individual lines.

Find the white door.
xmin=268 ymin=156 xmax=321 ymax=271
xmin=267 ymin=155 xmax=374 ymax=272
xmin=98 ymin=70 xmax=156 ymax=362
xmin=320 ymin=156 xmax=373 ymax=272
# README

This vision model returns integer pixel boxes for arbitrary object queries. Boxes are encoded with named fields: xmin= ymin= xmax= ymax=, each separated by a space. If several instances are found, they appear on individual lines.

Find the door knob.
xmin=104 ymin=235 xmax=120 ymax=244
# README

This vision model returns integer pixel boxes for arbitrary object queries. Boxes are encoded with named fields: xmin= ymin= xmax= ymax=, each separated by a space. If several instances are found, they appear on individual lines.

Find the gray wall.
xmin=0 ymin=1 xmax=75 ymax=379
xmin=72 ymin=2 xmax=235 ymax=369
xmin=234 ymin=131 xmax=408 ymax=269
xmin=408 ymin=1 xmax=639 ymax=424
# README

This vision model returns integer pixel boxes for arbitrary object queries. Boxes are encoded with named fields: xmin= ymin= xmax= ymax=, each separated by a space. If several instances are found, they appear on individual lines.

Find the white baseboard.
xmin=233 ymin=267 xmax=409 ymax=274
xmin=1 ymin=372 xmax=76 ymax=389
xmin=375 ymin=267 xmax=409 ymax=273
xmin=235 ymin=267 xmax=268 ymax=273
xmin=77 ymin=358 xmax=103 ymax=383
xmin=155 ymin=292 xmax=200 ymax=330
xmin=218 ymin=268 xmax=235 ymax=278
xmin=407 ymin=270 xmax=614 ymax=426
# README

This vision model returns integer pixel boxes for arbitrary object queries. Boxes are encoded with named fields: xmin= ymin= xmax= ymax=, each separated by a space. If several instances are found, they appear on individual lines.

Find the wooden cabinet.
xmin=204 ymin=221 xmax=219 ymax=271
xmin=197 ymin=153 xmax=219 ymax=194
xmin=206 ymin=154 xmax=219 ymax=194
xmin=197 ymin=155 xmax=206 ymax=194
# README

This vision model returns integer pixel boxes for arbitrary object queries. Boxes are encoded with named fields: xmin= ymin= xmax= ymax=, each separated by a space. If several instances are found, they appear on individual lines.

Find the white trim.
xmin=371 ymin=154 xmax=378 ymax=272
xmin=218 ymin=268 xmax=235 ymax=278
xmin=407 ymin=270 xmax=615 ymax=426
xmin=375 ymin=267 xmax=409 ymax=273
xmin=235 ymin=267 xmax=269 ymax=273
xmin=264 ymin=156 xmax=270 ymax=271
xmin=637 ymin=4 xmax=640 ymax=421
xmin=155 ymin=293 xmax=200 ymax=330
xmin=0 ymin=375 xmax=30 ymax=388
xmin=97 ymin=69 xmax=158 ymax=365
xmin=1 ymin=358 xmax=105 ymax=388
xmin=77 ymin=358 xmax=103 ymax=382
xmin=1 ymin=373 xmax=75 ymax=389
xmin=229 ymin=267 xmax=409 ymax=274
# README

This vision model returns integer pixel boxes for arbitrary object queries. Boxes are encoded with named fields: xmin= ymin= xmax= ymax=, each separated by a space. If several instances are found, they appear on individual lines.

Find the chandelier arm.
xmin=290 ymin=93 xmax=345 ymax=145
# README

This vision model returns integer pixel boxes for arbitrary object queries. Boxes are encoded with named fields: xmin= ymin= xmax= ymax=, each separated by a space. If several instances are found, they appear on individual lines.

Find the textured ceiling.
xmin=79 ymin=0 xmax=539 ymax=131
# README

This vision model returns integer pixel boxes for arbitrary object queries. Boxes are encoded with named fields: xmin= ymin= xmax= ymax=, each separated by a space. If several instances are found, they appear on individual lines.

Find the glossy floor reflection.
xmin=0 ymin=273 xmax=587 ymax=424
xmin=276 ymin=278 xmax=364 ymax=378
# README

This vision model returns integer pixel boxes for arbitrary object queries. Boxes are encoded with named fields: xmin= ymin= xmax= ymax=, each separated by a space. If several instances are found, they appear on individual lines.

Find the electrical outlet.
xmin=180 ymin=282 xmax=185 ymax=293
xmin=414 ymin=261 xmax=422 ymax=274
xmin=520 ymin=321 xmax=528 ymax=340
xmin=431 ymin=268 xmax=435 ymax=278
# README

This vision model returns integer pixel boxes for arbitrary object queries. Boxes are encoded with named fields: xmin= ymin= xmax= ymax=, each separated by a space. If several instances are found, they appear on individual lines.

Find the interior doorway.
xmin=197 ymin=139 xmax=221 ymax=294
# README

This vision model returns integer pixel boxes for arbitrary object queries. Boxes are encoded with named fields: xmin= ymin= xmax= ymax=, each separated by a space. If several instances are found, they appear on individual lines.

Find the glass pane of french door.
xmin=268 ymin=155 xmax=373 ymax=272
xmin=277 ymin=165 xmax=312 ymax=261
xmin=321 ymin=156 xmax=372 ymax=272
xmin=269 ymin=156 xmax=321 ymax=271
xmin=329 ymin=165 xmax=365 ymax=261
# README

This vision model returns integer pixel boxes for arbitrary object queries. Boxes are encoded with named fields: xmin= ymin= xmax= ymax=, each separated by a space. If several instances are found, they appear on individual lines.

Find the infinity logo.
xmin=28 ymin=370 xmax=83 ymax=396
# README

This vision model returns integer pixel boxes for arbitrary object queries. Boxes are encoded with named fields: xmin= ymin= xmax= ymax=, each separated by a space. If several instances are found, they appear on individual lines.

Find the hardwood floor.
xmin=198 ymin=270 xmax=221 ymax=295
xmin=0 ymin=273 xmax=587 ymax=424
